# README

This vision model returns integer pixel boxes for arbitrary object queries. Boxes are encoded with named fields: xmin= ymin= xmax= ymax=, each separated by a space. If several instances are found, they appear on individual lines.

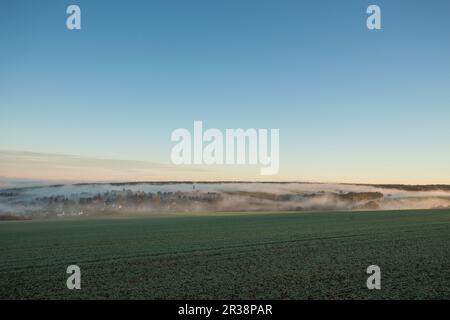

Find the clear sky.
xmin=1 ymin=0 xmax=449 ymax=184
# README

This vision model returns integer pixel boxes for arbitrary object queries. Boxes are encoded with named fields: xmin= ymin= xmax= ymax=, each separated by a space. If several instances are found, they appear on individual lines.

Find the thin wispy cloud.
xmin=0 ymin=150 xmax=208 ymax=184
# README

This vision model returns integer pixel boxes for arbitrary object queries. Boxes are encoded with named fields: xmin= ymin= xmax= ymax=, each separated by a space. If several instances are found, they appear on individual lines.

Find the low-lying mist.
xmin=1 ymin=182 xmax=450 ymax=219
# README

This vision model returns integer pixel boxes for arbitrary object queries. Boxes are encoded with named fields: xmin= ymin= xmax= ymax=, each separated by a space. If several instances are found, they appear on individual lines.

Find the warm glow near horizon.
xmin=0 ymin=150 xmax=448 ymax=186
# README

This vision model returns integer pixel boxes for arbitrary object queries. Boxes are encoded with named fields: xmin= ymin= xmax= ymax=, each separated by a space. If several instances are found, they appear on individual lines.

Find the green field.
xmin=0 ymin=210 xmax=449 ymax=299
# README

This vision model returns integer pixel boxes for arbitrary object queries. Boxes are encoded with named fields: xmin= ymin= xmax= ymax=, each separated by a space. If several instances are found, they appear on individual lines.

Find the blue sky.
xmin=1 ymin=0 xmax=449 ymax=183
